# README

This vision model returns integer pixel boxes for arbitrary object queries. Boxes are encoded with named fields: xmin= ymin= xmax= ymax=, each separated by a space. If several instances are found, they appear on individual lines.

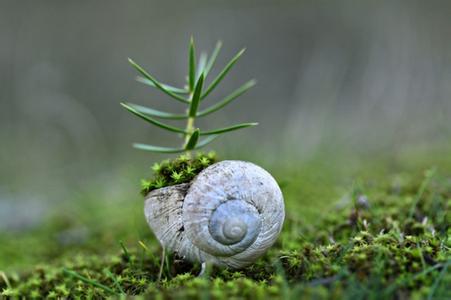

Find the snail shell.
xmin=144 ymin=160 xmax=285 ymax=269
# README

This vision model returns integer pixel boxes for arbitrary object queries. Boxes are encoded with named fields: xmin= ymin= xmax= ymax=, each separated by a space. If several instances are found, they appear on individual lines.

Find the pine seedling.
xmin=121 ymin=37 xmax=257 ymax=154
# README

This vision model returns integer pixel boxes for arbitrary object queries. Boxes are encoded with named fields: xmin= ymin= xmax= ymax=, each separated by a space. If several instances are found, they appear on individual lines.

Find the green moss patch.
xmin=140 ymin=152 xmax=217 ymax=195
xmin=0 ymin=160 xmax=450 ymax=299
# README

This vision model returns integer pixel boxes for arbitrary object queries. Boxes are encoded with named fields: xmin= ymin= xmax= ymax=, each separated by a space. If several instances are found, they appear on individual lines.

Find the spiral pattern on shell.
xmin=144 ymin=160 xmax=285 ymax=269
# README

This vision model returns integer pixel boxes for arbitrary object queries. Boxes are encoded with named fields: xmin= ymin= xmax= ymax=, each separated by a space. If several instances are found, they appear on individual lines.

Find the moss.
xmin=0 ymin=158 xmax=450 ymax=299
xmin=275 ymin=167 xmax=450 ymax=298
xmin=140 ymin=152 xmax=217 ymax=195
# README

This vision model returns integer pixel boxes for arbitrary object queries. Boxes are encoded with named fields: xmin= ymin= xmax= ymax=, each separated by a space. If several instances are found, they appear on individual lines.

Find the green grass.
xmin=0 ymin=151 xmax=450 ymax=299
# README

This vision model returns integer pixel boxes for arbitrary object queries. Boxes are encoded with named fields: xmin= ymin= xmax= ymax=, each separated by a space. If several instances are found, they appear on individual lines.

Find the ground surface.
xmin=0 ymin=149 xmax=450 ymax=299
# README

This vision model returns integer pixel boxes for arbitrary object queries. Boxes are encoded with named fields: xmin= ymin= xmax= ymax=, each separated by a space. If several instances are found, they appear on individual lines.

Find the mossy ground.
xmin=0 ymin=151 xmax=449 ymax=299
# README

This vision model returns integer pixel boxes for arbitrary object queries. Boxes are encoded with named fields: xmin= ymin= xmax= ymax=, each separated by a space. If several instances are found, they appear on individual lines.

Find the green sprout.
xmin=170 ymin=170 xmax=183 ymax=183
xmin=121 ymin=37 xmax=258 ymax=154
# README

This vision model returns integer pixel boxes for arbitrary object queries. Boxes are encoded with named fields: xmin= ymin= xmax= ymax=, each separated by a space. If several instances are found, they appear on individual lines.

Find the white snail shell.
xmin=144 ymin=160 xmax=285 ymax=269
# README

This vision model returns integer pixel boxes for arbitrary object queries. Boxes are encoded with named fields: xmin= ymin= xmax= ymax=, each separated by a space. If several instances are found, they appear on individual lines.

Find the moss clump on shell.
xmin=140 ymin=151 xmax=217 ymax=195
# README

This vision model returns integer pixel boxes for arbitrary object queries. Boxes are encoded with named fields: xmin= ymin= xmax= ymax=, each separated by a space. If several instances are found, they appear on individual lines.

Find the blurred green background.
xmin=1 ymin=0 xmax=450 ymax=268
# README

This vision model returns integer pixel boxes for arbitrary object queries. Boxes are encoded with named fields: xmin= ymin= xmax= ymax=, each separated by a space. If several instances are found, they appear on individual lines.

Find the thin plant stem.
xmin=408 ymin=168 xmax=436 ymax=219
xmin=119 ymin=240 xmax=131 ymax=262
xmin=184 ymin=91 xmax=196 ymax=156
xmin=184 ymin=118 xmax=195 ymax=142
xmin=0 ymin=271 xmax=11 ymax=289
xmin=158 ymin=246 xmax=166 ymax=282
xmin=427 ymin=260 xmax=449 ymax=300
xmin=103 ymin=269 xmax=125 ymax=295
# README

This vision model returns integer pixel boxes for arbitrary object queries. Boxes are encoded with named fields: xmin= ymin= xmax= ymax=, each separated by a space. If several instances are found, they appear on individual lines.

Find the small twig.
xmin=165 ymin=253 xmax=171 ymax=279
xmin=198 ymin=262 xmax=207 ymax=277
xmin=158 ymin=245 xmax=166 ymax=282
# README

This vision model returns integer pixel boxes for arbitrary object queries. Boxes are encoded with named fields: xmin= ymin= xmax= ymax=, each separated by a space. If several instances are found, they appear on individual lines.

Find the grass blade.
xmin=136 ymin=76 xmax=188 ymax=94
xmin=185 ymin=129 xmax=200 ymax=150
xmin=201 ymin=48 xmax=245 ymax=100
xmin=63 ymin=269 xmax=116 ymax=295
xmin=188 ymin=74 xmax=204 ymax=117
xmin=0 ymin=271 xmax=11 ymax=289
xmin=197 ymin=52 xmax=207 ymax=81
xmin=103 ymin=269 xmax=125 ymax=294
xmin=204 ymin=40 xmax=222 ymax=77
xmin=197 ymin=79 xmax=256 ymax=117
xmin=427 ymin=260 xmax=449 ymax=300
xmin=124 ymin=102 xmax=188 ymax=120
xmin=121 ymin=103 xmax=187 ymax=134
xmin=194 ymin=135 xmax=218 ymax=148
xmin=200 ymin=122 xmax=258 ymax=135
xmin=133 ymin=143 xmax=186 ymax=153
xmin=128 ymin=58 xmax=189 ymax=104
xmin=138 ymin=240 xmax=150 ymax=252
xmin=118 ymin=240 xmax=130 ymax=262
xmin=408 ymin=168 xmax=436 ymax=219
xmin=189 ymin=37 xmax=196 ymax=92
